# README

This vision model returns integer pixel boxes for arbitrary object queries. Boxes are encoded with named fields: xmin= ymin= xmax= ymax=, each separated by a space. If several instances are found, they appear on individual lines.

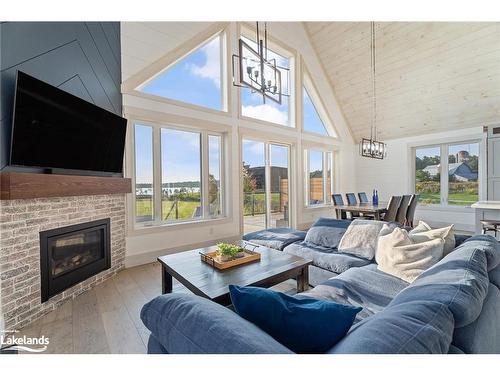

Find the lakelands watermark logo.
xmin=1 ymin=330 xmax=49 ymax=353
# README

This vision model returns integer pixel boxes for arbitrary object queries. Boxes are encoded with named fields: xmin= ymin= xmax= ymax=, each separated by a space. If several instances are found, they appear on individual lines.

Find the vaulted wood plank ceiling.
xmin=304 ymin=22 xmax=500 ymax=140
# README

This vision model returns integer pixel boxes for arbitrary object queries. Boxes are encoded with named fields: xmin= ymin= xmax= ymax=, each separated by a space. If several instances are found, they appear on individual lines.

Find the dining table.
xmin=334 ymin=202 xmax=388 ymax=221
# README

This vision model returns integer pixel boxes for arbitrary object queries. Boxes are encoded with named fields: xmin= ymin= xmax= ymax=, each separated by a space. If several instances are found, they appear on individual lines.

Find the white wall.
xmin=121 ymin=22 xmax=356 ymax=266
xmin=355 ymin=126 xmax=486 ymax=232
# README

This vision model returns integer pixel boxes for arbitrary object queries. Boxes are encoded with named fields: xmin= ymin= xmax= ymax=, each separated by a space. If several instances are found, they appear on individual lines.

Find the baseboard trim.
xmin=124 ymin=235 xmax=241 ymax=268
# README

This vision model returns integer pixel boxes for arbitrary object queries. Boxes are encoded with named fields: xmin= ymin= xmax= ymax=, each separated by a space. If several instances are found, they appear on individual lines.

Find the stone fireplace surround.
xmin=0 ymin=194 xmax=126 ymax=330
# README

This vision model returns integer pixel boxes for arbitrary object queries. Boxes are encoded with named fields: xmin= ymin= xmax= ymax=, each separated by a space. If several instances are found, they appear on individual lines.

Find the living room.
xmin=1 ymin=0 xmax=500 ymax=372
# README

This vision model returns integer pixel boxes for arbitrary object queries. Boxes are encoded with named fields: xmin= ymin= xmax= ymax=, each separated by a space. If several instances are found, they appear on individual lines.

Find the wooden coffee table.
xmin=157 ymin=242 xmax=312 ymax=306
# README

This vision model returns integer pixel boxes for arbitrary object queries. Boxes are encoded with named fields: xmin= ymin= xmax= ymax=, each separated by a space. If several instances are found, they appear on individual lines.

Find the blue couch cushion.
xmin=490 ymin=266 xmax=500 ymax=290
xmin=140 ymin=293 xmax=292 ymax=354
xmin=330 ymin=300 xmax=455 ymax=354
xmin=388 ymin=235 xmax=499 ymax=328
xmin=284 ymin=241 xmax=371 ymax=274
xmin=242 ymin=227 xmax=306 ymax=251
xmin=147 ymin=335 xmax=169 ymax=354
xmin=304 ymin=217 xmax=351 ymax=249
xmin=452 ymin=283 xmax=500 ymax=353
xmin=301 ymin=264 xmax=409 ymax=321
xmin=229 ymin=285 xmax=361 ymax=353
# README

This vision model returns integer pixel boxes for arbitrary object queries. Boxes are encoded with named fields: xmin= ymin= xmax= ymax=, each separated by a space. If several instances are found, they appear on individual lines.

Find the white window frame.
xmin=132 ymin=121 xmax=226 ymax=228
xmin=304 ymin=149 xmax=334 ymax=207
xmin=412 ymin=139 xmax=482 ymax=208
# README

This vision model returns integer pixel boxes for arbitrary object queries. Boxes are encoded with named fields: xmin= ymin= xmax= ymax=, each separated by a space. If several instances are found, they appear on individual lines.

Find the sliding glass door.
xmin=242 ymin=139 xmax=290 ymax=234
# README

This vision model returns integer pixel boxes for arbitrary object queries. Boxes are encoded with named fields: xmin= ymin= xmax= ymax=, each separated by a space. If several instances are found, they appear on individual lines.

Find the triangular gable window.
xmin=303 ymin=86 xmax=329 ymax=136
xmin=139 ymin=34 xmax=224 ymax=111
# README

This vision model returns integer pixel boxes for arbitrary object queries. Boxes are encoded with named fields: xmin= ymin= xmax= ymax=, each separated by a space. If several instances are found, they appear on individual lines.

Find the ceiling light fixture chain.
xmin=360 ymin=21 xmax=387 ymax=160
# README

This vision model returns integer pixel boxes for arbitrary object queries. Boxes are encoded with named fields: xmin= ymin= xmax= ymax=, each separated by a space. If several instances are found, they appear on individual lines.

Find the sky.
xmin=416 ymin=143 xmax=479 ymax=159
xmin=135 ymin=125 xmax=153 ymax=183
xmin=240 ymin=35 xmax=290 ymax=126
xmin=303 ymin=88 xmax=328 ymax=135
xmin=242 ymin=140 xmax=288 ymax=169
xmin=141 ymin=36 xmax=222 ymax=110
xmin=161 ymin=128 xmax=201 ymax=183
xmin=309 ymin=150 xmax=323 ymax=174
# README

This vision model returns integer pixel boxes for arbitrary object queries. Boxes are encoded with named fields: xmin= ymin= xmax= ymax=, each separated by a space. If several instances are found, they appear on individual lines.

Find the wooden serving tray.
xmin=200 ymin=249 xmax=261 ymax=270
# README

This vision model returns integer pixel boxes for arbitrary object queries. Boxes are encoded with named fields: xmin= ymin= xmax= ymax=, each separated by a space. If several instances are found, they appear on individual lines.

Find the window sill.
xmin=304 ymin=204 xmax=333 ymax=210
xmin=129 ymin=216 xmax=231 ymax=236
xmin=416 ymin=204 xmax=474 ymax=213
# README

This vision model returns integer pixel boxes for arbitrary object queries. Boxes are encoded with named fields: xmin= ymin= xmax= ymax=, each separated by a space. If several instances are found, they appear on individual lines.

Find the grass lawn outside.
xmin=417 ymin=192 xmax=478 ymax=206
xmin=136 ymin=198 xmax=200 ymax=220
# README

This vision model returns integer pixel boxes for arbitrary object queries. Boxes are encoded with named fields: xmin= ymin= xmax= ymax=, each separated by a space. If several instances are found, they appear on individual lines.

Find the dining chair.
xmin=383 ymin=196 xmax=402 ymax=222
xmin=395 ymin=195 xmax=412 ymax=224
xmin=332 ymin=194 xmax=344 ymax=206
xmin=358 ymin=192 xmax=369 ymax=203
xmin=346 ymin=193 xmax=357 ymax=205
xmin=405 ymin=194 xmax=419 ymax=227
xmin=332 ymin=194 xmax=347 ymax=219
xmin=345 ymin=193 xmax=361 ymax=219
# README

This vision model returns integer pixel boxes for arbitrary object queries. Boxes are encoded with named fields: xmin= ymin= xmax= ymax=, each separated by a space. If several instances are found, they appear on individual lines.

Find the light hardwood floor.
xmin=14 ymin=262 xmax=296 ymax=354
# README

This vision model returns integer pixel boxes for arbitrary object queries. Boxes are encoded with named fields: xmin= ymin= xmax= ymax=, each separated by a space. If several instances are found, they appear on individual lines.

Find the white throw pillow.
xmin=376 ymin=227 xmax=445 ymax=283
xmin=409 ymin=220 xmax=455 ymax=256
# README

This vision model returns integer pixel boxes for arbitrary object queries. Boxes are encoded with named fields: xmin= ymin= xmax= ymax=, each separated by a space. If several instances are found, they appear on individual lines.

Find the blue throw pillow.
xmin=229 ymin=285 xmax=361 ymax=353
xmin=304 ymin=217 xmax=351 ymax=249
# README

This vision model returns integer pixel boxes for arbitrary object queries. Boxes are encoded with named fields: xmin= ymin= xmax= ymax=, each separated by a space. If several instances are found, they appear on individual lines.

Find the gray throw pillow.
xmin=304 ymin=218 xmax=351 ymax=249
xmin=338 ymin=219 xmax=386 ymax=260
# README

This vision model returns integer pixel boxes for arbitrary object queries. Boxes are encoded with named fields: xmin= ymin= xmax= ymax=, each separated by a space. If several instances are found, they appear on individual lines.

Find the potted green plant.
xmin=216 ymin=243 xmax=245 ymax=262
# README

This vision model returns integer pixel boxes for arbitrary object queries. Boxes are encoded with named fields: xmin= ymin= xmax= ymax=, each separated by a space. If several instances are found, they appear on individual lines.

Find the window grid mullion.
xmin=153 ymin=126 xmax=162 ymax=223
xmin=201 ymin=132 xmax=209 ymax=220
xmin=322 ymin=152 xmax=327 ymax=204
xmin=441 ymin=144 xmax=449 ymax=206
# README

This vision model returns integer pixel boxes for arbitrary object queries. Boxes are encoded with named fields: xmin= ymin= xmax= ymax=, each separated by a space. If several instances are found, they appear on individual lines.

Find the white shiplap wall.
xmin=304 ymin=22 xmax=500 ymax=141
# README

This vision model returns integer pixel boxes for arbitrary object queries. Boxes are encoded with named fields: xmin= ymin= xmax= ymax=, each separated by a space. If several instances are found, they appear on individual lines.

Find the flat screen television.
xmin=10 ymin=71 xmax=127 ymax=175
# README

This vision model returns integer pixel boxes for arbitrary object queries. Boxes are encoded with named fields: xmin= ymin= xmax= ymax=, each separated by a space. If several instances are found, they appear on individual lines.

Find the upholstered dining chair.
xmin=332 ymin=194 xmax=344 ymax=206
xmin=332 ymin=194 xmax=347 ymax=219
xmin=345 ymin=193 xmax=361 ymax=219
xmin=405 ymin=194 xmax=419 ymax=227
xmin=395 ymin=195 xmax=412 ymax=224
xmin=383 ymin=196 xmax=402 ymax=222
xmin=358 ymin=192 xmax=369 ymax=203
xmin=346 ymin=193 xmax=357 ymax=205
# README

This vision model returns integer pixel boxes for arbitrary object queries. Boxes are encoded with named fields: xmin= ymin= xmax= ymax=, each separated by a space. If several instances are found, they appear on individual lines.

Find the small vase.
xmin=220 ymin=254 xmax=232 ymax=262
xmin=234 ymin=251 xmax=245 ymax=258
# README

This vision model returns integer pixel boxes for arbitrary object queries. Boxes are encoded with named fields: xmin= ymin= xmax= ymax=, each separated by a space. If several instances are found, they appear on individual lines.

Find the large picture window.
xmin=305 ymin=149 xmax=333 ymax=206
xmin=133 ymin=123 xmax=225 ymax=226
xmin=414 ymin=142 xmax=479 ymax=206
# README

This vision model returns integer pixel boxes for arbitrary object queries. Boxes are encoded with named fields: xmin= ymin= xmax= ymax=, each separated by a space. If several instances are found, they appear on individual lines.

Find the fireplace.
xmin=39 ymin=218 xmax=111 ymax=302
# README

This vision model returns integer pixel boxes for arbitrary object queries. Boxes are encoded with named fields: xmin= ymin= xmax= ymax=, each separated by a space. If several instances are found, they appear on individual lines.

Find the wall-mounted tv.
xmin=10 ymin=71 xmax=127 ymax=175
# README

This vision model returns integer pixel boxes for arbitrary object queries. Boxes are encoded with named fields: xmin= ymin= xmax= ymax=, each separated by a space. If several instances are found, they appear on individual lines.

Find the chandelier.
xmin=360 ymin=22 xmax=387 ymax=160
xmin=232 ymin=22 xmax=290 ymax=104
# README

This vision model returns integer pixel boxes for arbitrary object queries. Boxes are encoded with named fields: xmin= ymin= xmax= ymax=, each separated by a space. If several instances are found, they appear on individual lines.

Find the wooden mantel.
xmin=0 ymin=172 xmax=132 ymax=200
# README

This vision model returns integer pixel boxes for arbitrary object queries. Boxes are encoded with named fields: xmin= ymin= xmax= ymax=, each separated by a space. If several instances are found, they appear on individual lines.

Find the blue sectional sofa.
xmin=141 ymin=219 xmax=500 ymax=354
